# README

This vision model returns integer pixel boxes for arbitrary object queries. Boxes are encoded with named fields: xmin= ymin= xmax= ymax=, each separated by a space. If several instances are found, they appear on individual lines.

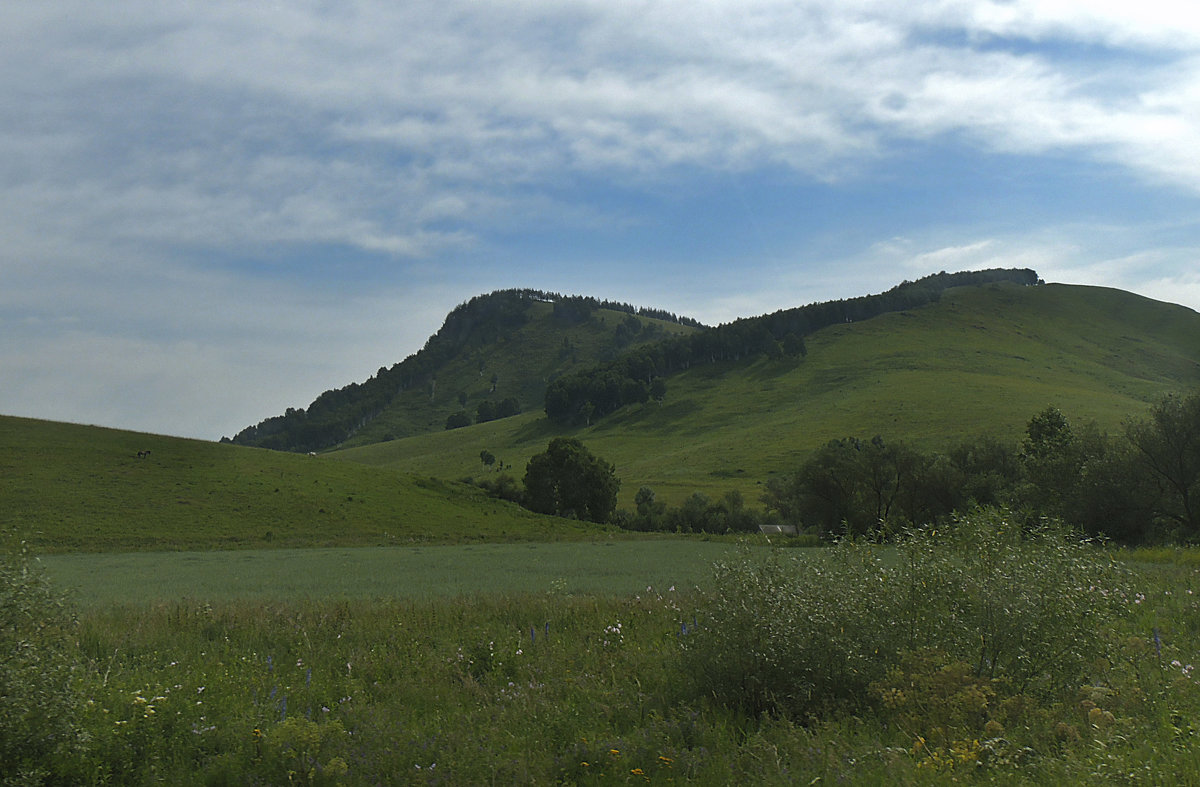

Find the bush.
xmin=679 ymin=508 xmax=1127 ymax=720
xmin=0 ymin=536 xmax=87 ymax=784
xmin=523 ymin=437 xmax=620 ymax=523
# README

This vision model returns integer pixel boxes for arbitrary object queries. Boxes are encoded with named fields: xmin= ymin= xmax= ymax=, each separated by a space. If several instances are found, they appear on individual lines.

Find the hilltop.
xmin=228 ymin=290 xmax=700 ymax=452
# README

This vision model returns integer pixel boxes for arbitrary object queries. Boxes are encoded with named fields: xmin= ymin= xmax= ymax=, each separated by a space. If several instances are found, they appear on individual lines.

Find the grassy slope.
xmin=7 ymin=281 xmax=1198 ymax=552
xmin=0 ymin=416 xmax=600 ymax=553
xmin=334 ymin=283 xmax=1200 ymax=506
xmin=339 ymin=303 xmax=696 ymax=447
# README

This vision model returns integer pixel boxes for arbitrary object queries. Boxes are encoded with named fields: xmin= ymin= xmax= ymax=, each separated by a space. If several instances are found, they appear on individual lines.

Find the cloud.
xmin=4 ymin=1 xmax=1199 ymax=282
xmin=4 ymin=1 xmax=1200 ymax=436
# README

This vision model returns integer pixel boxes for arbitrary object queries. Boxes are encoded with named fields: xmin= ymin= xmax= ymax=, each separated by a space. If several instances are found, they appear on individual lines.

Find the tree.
xmin=1128 ymin=390 xmax=1200 ymax=538
xmin=523 ymin=438 xmax=620 ymax=523
xmin=1017 ymin=406 xmax=1085 ymax=521
xmin=445 ymin=411 xmax=472 ymax=430
xmin=480 ymin=449 xmax=496 ymax=470
xmin=633 ymin=486 xmax=667 ymax=531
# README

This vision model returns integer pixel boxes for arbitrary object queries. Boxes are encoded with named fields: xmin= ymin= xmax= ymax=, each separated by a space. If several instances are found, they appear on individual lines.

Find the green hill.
xmin=228 ymin=290 xmax=699 ymax=452
xmin=332 ymin=282 xmax=1200 ymax=507
xmin=8 ymin=277 xmax=1200 ymax=553
xmin=0 ymin=416 xmax=600 ymax=553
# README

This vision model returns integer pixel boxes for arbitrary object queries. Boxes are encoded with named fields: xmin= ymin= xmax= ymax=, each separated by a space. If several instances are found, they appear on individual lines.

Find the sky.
xmin=4 ymin=1 xmax=1200 ymax=441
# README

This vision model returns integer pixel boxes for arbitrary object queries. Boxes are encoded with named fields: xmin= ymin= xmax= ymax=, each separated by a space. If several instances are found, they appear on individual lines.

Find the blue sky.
xmin=3 ymin=1 xmax=1200 ymax=440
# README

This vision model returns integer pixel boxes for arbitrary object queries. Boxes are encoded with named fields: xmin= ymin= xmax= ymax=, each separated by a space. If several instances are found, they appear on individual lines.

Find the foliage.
xmin=10 ymin=539 xmax=1200 ymax=784
xmin=230 ymin=289 xmax=700 ymax=451
xmin=0 ymin=535 xmax=87 ymax=784
xmin=679 ymin=509 xmax=1128 ymax=720
xmin=762 ymin=435 xmax=933 ymax=537
xmin=523 ymin=437 xmax=620 ymax=523
xmin=1127 ymin=389 xmax=1200 ymax=538
xmin=544 ymin=268 xmax=1039 ymax=425
xmin=444 ymin=410 xmax=472 ymax=430
xmin=762 ymin=392 xmax=1200 ymax=545
xmin=620 ymin=487 xmax=763 ymax=534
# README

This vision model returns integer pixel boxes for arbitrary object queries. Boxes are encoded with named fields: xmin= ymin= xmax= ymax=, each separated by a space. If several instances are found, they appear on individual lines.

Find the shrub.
xmin=679 ymin=539 xmax=902 ymax=717
xmin=901 ymin=508 xmax=1128 ymax=698
xmin=0 ymin=536 xmax=87 ymax=784
xmin=679 ymin=508 xmax=1127 ymax=719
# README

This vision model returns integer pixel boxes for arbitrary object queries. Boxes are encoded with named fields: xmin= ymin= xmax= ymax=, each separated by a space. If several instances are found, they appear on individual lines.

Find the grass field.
xmin=12 ymin=530 xmax=1200 ymax=785
xmin=40 ymin=540 xmax=754 ymax=606
xmin=0 ymin=415 xmax=600 ymax=552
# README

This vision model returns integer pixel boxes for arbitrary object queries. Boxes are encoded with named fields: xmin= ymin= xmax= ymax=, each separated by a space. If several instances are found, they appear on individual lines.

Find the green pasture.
xmin=0 ymin=415 xmax=599 ymax=553
xmin=40 ymin=540 xmax=755 ymax=606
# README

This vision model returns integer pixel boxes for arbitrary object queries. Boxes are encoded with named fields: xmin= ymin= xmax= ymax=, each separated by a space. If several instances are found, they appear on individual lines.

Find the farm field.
xmin=40 ymin=539 xmax=752 ymax=606
xmin=10 ymin=527 xmax=1200 ymax=785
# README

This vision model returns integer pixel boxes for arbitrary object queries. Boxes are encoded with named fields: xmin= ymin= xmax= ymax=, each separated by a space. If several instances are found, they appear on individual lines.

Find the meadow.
xmin=9 ymin=518 xmax=1200 ymax=785
xmin=40 ymin=540 xmax=747 ymax=606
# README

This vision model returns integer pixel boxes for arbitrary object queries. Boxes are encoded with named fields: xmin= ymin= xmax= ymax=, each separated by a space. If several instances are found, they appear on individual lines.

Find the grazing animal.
xmin=136 ymin=450 xmax=151 ymax=459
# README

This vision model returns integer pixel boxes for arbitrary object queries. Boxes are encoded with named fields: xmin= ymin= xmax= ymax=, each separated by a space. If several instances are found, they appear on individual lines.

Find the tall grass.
xmin=9 ymin=521 xmax=1200 ymax=784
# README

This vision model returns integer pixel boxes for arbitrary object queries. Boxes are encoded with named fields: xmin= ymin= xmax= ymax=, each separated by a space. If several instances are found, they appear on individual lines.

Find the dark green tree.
xmin=633 ymin=486 xmax=667 ymax=530
xmin=523 ymin=438 xmax=620 ymax=523
xmin=1128 ymin=390 xmax=1200 ymax=538
xmin=1017 ymin=406 xmax=1085 ymax=520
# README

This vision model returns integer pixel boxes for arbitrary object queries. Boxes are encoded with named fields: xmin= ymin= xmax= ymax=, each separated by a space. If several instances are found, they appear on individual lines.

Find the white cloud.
xmin=4 ymin=1 xmax=1200 ymax=436
xmin=6 ymin=0 xmax=1200 ymax=267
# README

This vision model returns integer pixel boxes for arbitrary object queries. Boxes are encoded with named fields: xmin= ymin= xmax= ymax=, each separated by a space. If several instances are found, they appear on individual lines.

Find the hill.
xmin=228 ymin=290 xmax=700 ymax=452
xmin=332 ymin=281 xmax=1200 ymax=507
xmin=0 ymin=415 xmax=601 ymax=553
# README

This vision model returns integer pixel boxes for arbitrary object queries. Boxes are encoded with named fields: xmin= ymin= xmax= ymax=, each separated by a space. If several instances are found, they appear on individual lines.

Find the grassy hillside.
xmin=0 ymin=416 xmax=600 ymax=553
xmin=333 ymin=282 xmax=1200 ymax=506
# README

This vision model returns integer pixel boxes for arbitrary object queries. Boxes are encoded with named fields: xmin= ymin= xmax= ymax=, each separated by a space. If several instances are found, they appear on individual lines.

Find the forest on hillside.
xmin=226 ymin=290 xmax=701 ymax=452
xmin=542 ymin=268 xmax=1039 ymax=425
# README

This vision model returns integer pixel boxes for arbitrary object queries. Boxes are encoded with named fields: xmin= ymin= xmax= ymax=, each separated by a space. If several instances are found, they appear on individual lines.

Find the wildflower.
xmin=610 ymin=748 xmax=620 ymax=756
xmin=631 ymin=768 xmax=646 ymax=776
